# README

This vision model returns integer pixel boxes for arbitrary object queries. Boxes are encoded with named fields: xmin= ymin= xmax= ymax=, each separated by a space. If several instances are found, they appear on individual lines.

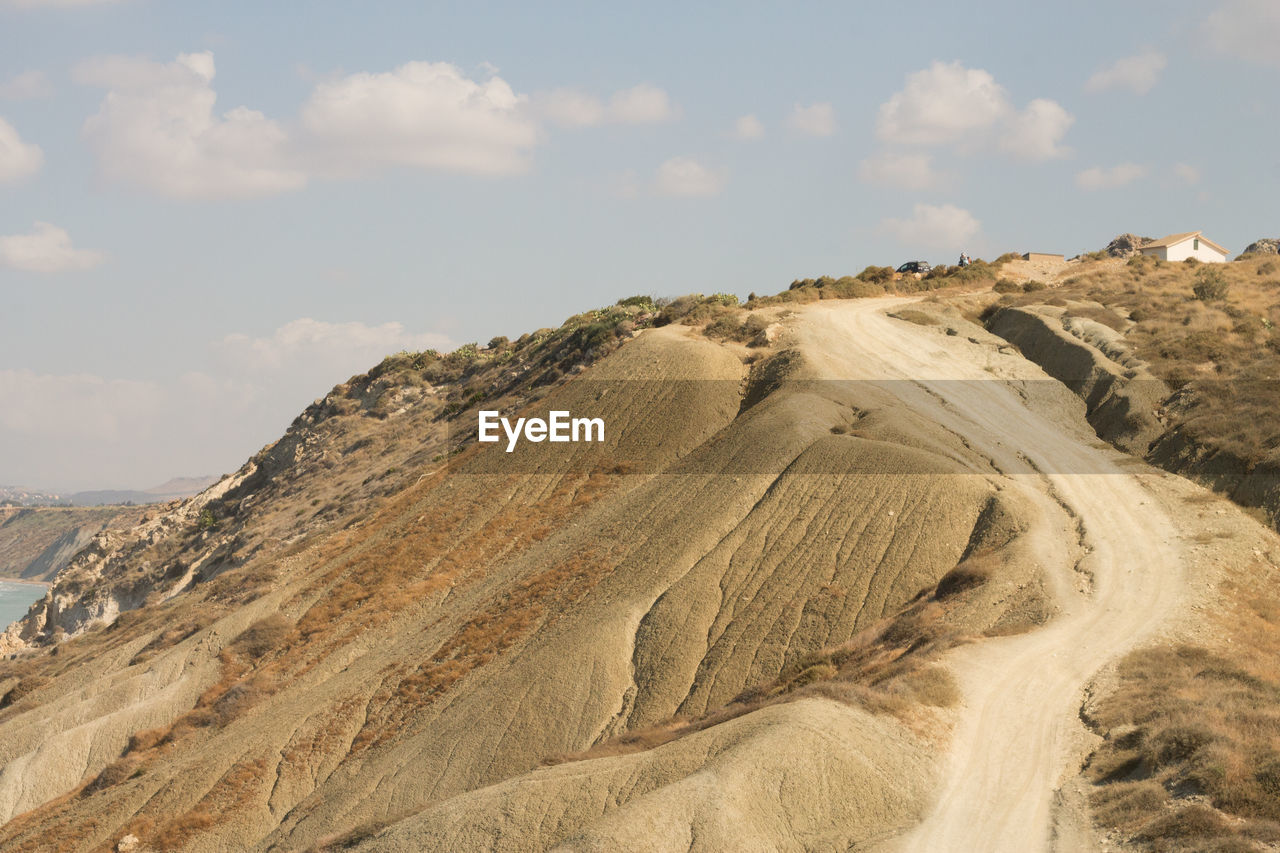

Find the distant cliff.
xmin=0 ymin=507 xmax=144 ymax=583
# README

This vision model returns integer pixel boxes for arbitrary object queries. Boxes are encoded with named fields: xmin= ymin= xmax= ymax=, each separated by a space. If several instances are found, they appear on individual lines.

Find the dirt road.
xmin=795 ymin=298 xmax=1187 ymax=852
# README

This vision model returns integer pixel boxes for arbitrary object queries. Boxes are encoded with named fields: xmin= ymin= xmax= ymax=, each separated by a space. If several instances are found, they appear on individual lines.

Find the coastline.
xmin=0 ymin=577 xmax=51 ymax=589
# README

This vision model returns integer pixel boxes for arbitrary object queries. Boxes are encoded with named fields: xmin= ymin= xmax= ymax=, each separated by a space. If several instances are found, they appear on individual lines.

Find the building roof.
xmin=1142 ymin=231 xmax=1228 ymax=254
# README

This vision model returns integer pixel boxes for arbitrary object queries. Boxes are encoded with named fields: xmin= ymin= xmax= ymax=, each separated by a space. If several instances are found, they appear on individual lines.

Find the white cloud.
xmin=875 ymin=61 xmax=1073 ymax=162
xmin=0 ymin=222 xmax=104 ymax=272
xmin=1173 ymin=162 xmax=1201 ymax=185
xmin=75 ymin=51 xmax=305 ymax=199
xmin=74 ymin=52 xmax=548 ymax=196
xmin=877 ymin=62 xmax=1010 ymax=146
xmin=1203 ymin=0 xmax=1280 ymax=67
xmin=0 ymin=70 xmax=54 ymax=100
xmin=300 ymin=61 xmax=539 ymax=176
xmin=0 ymin=317 xmax=455 ymax=490
xmin=535 ymin=83 xmax=676 ymax=127
xmin=69 ymin=50 xmax=684 ymax=197
xmin=1085 ymin=49 xmax=1167 ymax=94
xmin=1075 ymin=163 xmax=1148 ymax=190
xmin=654 ymin=156 xmax=725 ymax=197
xmin=880 ymin=203 xmax=980 ymax=250
xmin=857 ymin=151 xmax=943 ymax=190
xmin=537 ymin=88 xmax=606 ymax=127
xmin=788 ymin=102 xmax=835 ymax=137
xmin=0 ymin=116 xmax=43 ymax=182
xmin=606 ymin=84 xmax=676 ymax=124
xmin=216 ymin=318 xmax=452 ymax=377
xmin=732 ymin=114 xmax=764 ymax=139
xmin=1000 ymin=98 xmax=1074 ymax=160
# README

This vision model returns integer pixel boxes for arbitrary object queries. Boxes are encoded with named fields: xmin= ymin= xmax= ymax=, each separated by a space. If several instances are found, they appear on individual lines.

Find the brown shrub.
xmin=230 ymin=614 xmax=293 ymax=659
xmin=82 ymin=756 xmax=141 ymax=796
xmin=1134 ymin=804 xmax=1231 ymax=842
xmin=1086 ymin=642 xmax=1280 ymax=846
xmin=0 ymin=675 xmax=49 ymax=710
xmin=126 ymin=727 xmax=166 ymax=754
xmin=1089 ymin=780 xmax=1168 ymax=830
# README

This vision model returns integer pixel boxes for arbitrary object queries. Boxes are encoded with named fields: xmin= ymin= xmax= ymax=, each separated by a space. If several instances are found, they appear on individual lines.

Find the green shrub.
xmin=993 ymin=278 xmax=1022 ymax=294
xmin=702 ymin=315 xmax=742 ymax=340
xmin=616 ymin=295 xmax=656 ymax=310
xmin=829 ymin=278 xmax=886 ymax=298
xmin=856 ymin=265 xmax=896 ymax=284
xmin=1023 ymin=280 xmax=1047 ymax=292
xmin=1193 ymin=267 xmax=1230 ymax=301
xmin=949 ymin=260 xmax=999 ymax=284
xmin=566 ymin=322 xmax=615 ymax=352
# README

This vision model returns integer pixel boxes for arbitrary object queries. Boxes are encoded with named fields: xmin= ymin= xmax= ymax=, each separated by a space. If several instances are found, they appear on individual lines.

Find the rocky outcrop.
xmin=1241 ymin=237 xmax=1280 ymax=256
xmin=1103 ymin=234 xmax=1153 ymax=258
xmin=985 ymin=304 xmax=1168 ymax=454
xmin=0 ymin=471 xmax=247 ymax=654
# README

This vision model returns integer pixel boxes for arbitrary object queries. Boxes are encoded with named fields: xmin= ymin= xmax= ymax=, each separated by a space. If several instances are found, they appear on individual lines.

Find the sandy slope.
xmin=795 ymin=298 xmax=1187 ymax=852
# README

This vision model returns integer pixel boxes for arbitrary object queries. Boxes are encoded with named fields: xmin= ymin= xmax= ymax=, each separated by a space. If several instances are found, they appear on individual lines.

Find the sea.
xmin=0 ymin=581 xmax=45 ymax=630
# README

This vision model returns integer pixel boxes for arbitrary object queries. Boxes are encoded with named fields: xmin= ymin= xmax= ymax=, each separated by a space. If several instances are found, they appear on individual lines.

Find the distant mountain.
xmin=0 ymin=475 xmax=218 ymax=508
xmin=68 ymin=475 xmax=218 ymax=506
xmin=143 ymin=476 xmax=218 ymax=497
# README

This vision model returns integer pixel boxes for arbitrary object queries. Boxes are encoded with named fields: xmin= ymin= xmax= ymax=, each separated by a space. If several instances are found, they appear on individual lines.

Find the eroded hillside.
xmin=0 ymin=273 xmax=1275 ymax=853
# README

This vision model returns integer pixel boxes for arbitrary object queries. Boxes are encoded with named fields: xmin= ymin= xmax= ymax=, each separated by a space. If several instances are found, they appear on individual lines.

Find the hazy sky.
xmin=2 ymin=0 xmax=1278 ymax=491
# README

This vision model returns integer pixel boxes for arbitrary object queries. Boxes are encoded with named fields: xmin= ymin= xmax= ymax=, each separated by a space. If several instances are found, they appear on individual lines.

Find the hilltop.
xmin=0 ymin=253 xmax=1277 ymax=852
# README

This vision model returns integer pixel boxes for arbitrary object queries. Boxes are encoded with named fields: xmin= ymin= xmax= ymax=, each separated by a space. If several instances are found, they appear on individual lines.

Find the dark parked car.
xmin=896 ymin=261 xmax=931 ymax=274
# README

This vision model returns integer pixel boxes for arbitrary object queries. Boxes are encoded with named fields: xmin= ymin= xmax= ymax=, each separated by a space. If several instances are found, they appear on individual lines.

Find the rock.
xmin=1104 ymin=234 xmax=1154 ymax=258
xmin=116 ymin=835 xmax=140 ymax=853
xmin=1242 ymin=238 xmax=1280 ymax=256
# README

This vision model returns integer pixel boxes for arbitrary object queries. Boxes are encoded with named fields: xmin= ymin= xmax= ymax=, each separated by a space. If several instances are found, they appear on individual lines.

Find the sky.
xmin=1 ymin=0 xmax=1278 ymax=492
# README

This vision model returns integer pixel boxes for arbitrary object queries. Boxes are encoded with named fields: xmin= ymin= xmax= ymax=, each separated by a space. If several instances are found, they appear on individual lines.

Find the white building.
xmin=1139 ymin=231 xmax=1229 ymax=263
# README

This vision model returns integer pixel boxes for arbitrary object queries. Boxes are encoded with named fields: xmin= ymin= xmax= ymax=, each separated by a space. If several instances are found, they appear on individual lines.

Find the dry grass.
xmin=1085 ymin=565 xmax=1280 ymax=850
xmin=352 ymin=547 xmax=610 ymax=752
xmin=890 ymin=309 xmax=942 ymax=327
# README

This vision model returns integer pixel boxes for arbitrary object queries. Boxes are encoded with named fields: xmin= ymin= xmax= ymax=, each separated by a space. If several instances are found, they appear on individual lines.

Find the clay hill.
xmin=2 ymin=252 xmax=1280 ymax=853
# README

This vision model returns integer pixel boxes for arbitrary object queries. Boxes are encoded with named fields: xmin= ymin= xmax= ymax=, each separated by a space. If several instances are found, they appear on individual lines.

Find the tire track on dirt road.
xmin=795 ymin=298 xmax=1186 ymax=852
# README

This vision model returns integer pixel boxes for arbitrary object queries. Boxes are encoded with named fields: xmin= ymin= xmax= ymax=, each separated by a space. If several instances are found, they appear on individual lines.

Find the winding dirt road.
xmin=797 ymin=298 xmax=1187 ymax=852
